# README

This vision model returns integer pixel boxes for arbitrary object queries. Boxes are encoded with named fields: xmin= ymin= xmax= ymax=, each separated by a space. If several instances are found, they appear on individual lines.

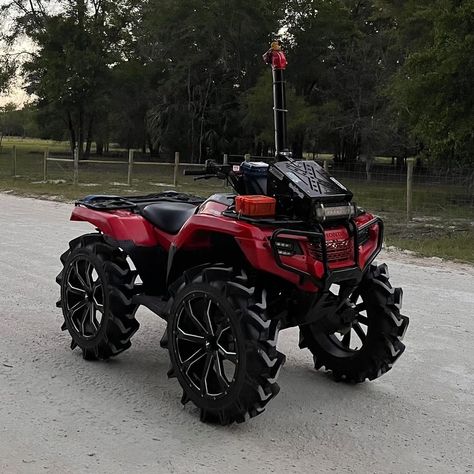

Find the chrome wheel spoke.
xmin=175 ymin=293 xmax=239 ymax=399
xmin=80 ymin=305 xmax=92 ymax=335
xmin=201 ymin=352 xmax=214 ymax=395
xmin=92 ymin=283 xmax=104 ymax=313
xmin=203 ymin=299 xmax=214 ymax=336
xmin=182 ymin=347 xmax=206 ymax=373
xmin=89 ymin=306 xmax=99 ymax=333
xmin=67 ymin=281 xmax=86 ymax=296
xmin=213 ymin=352 xmax=230 ymax=390
xmin=69 ymin=299 xmax=88 ymax=316
xmin=216 ymin=324 xmax=230 ymax=340
xmin=84 ymin=262 xmax=93 ymax=289
xmin=177 ymin=327 xmax=206 ymax=345
xmin=217 ymin=344 xmax=237 ymax=364
xmin=74 ymin=261 xmax=90 ymax=291
xmin=185 ymin=301 xmax=207 ymax=335
xmin=66 ymin=257 xmax=104 ymax=339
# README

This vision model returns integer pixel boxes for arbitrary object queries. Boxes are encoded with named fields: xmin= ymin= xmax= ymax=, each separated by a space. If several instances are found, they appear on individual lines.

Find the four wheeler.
xmin=56 ymin=42 xmax=409 ymax=425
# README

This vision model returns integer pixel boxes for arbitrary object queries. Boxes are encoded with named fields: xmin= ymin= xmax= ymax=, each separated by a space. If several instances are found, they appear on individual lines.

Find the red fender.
xmin=71 ymin=206 xmax=164 ymax=247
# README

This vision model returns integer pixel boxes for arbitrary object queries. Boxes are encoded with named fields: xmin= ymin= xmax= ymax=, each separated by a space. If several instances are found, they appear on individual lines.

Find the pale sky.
xmin=0 ymin=81 xmax=30 ymax=106
xmin=0 ymin=5 xmax=36 ymax=107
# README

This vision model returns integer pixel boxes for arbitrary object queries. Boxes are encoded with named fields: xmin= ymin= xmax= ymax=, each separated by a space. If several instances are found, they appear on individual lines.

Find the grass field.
xmin=1 ymin=137 xmax=473 ymax=263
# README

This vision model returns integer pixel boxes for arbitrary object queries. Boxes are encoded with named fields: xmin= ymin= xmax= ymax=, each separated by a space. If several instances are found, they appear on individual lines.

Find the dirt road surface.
xmin=0 ymin=193 xmax=473 ymax=473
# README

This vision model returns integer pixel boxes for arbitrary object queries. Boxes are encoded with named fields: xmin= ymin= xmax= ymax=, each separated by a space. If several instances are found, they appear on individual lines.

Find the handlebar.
xmin=183 ymin=169 xmax=207 ymax=176
xmin=182 ymin=160 xmax=244 ymax=194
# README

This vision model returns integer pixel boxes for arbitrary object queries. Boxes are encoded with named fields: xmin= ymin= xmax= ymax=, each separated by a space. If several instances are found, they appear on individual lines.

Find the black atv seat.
xmin=140 ymin=201 xmax=198 ymax=234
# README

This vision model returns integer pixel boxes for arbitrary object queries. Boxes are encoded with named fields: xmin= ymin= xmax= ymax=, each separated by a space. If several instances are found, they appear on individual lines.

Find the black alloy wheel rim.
xmin=315 ymin=289 xmax=369 ymax=358
xmin=173 ymin=292 xmax=239 ymax=399
xmin=64 ymin=256 xmax=105 ymax=339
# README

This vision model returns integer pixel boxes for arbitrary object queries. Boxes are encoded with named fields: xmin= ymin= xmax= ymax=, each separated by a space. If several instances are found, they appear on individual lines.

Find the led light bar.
xmin=274 ymin=239 xmax=303 ymax=256
xmin=315 ymin=203 xmax=356 ymax=222
xmin=275 ymin=240 xmax=295 ymax=256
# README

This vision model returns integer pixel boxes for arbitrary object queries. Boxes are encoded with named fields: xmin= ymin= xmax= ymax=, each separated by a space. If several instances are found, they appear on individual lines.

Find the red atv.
xmin=56 ymin=43 xmax=408 ymax=425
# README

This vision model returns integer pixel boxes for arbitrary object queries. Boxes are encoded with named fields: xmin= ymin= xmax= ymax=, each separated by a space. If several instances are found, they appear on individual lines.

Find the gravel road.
xmin=0 ymin=193 xmax=473 ymax=474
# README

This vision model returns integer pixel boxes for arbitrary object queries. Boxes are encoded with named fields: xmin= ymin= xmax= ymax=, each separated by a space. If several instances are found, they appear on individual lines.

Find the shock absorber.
xmin=263 ymin=41 xmax=290 ymax=161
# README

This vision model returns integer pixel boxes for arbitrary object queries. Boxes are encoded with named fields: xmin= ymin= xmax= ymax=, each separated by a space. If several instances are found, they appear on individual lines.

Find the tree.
xmin=283 ymin=0 xmax=401 ymax=162
xmin=389 ymin=0 xmax=474 ymax=166
xmin=0 ymin=58 xmax=15 ymax=94
xmin=4 ymin=0 xmax=137 ymax=158
xmin=142 ymin=0 xmax=282 ymax=161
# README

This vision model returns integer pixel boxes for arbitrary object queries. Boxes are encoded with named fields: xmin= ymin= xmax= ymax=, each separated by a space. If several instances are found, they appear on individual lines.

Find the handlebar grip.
xmin=183 ymin=169 xmax=206 ymax=176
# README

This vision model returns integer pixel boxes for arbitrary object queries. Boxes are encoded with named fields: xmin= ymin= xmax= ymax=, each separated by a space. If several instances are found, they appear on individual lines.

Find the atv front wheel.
xmin=165 ymin=265 xmax=285 ymax=425
xmin=56 ymin=234 xmax=139 ymax=360
xmin=299 ymin=263 xmax=409 ymax=383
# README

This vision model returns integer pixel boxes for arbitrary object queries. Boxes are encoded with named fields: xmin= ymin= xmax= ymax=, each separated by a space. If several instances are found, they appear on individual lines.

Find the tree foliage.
xmin=0 ymin=58 xmax=15 ymax=94
xmin=2 ymin=0 xmax=473 ymax=165
xmin=389 ymin=0 xmax=474 ymax=165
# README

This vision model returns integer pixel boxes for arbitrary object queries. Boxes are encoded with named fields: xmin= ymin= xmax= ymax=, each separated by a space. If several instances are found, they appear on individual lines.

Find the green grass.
xmin=387 ymin=232 xmax=474 ymax=262
xmin=0 ymin=136 xmax=71 ymax=153
xmin=1 ymin=138 xmax=473 ymax=263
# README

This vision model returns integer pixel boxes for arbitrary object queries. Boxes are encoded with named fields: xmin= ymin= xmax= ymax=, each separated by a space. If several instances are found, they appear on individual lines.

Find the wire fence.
xmin=1 ymin=145 xmax=473 ymax=227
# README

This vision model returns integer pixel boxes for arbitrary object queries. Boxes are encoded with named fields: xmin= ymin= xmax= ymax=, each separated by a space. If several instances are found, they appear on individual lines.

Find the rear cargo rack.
xmin=76 ymin=192 xmax=204 ymax=211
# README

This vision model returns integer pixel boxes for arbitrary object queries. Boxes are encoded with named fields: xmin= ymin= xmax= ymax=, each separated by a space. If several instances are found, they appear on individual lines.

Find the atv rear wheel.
xmin=299 ymin=263 xmax=409 ymax=383
xmin=165 ymin=265 xmax=285 ymax=425
xmin=56 ymin=234 xmax=139 ymax=360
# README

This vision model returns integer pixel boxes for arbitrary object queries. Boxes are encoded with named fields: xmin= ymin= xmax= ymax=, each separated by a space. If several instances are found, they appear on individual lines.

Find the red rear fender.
xmin=71 ymin=206 xmax=165 ymax=247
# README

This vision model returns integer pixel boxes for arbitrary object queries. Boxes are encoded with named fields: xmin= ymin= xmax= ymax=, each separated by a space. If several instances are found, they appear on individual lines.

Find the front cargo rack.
xmin=222 ymin=208 xmax=305 ymax=227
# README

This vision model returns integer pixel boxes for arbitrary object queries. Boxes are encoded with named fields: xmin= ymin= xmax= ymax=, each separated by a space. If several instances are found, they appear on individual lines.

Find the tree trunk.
xmin=78 ymin=106 xmax=85 ymax=160
xmin=198 ymin=75 xmax=213 ymax=164
xmin=96 ymin=141 xmax=104 ymax=155
xmin=67 ymin=111 xmax=76 ymax=157
xmin=147 ymin=134 xmax=155 ymax=157
xmin=85 ymin=116 xmax=94 ymax=159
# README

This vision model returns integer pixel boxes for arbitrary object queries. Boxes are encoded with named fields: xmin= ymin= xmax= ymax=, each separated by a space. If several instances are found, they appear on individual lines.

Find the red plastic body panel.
xmin=71 ymin=202 xmax=381 ymax=293
xmin=71 ymin=207 xmax=174 ymax=249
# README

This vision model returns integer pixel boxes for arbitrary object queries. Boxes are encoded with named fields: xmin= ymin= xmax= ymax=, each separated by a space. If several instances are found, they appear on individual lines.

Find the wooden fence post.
xmin=406 ymin=158 xmax=414 ymax=221
xmin=223 ymin=153 xmax=228 ymax=165
xmin=73 ymin=148 xmax=79 ymax=185
xmin=127 ymin=149 xmax=134 ymax=186
xmin=43 ymin=148 xmax=49 ymax=181
xmin=173 ymin=152 xmax=180 ymax=187
xmin=12 ymin=146 xmax=17 ymax=177
xmin=323 ymin=160 xmax=329 ymax=172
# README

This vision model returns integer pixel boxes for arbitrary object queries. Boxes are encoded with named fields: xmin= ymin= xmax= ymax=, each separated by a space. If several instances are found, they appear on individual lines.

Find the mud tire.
xmin=299 ymin=263 xmax=409 ymax=383
xmin=165 ymin=264 xmax=285 ymax=425
xmin=56 ymin=234 xmax=139 ymax=360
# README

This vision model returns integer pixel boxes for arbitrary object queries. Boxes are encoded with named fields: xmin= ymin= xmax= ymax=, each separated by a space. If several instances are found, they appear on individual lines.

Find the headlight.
xmin=315 ymin=203 xmax=356 ymax=222
xmin=274 ymin=239 xmax=303 ymax=256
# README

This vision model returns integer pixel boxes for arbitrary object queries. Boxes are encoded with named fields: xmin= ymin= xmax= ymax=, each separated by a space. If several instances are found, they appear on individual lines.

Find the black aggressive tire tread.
xmin=56 ymin=233 xmax=139 ymax=360
xmin=165 ymin=264 xmax=285 ymax=425
xmin=299 ymin=262 xmax=409 ymax=383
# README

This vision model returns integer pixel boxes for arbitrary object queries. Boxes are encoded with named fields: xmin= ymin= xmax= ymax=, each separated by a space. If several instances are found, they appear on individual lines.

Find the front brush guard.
xmin=269 ymin=216 xmax=384 ymax=290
